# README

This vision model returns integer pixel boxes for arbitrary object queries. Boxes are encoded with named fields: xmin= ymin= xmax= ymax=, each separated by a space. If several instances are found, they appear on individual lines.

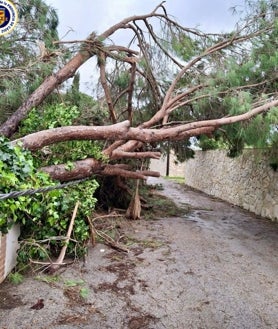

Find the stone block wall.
xmin=149 ymin=152 xmax=186 ymax=177
xmin=184 ymin=149 xmax=278 ymax=221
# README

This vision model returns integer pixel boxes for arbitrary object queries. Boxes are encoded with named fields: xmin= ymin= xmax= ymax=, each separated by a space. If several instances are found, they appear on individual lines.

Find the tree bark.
xmin=11 ymin=97 xmax=278 ymax=154
xmin=1 ymin=2 xmax=277 ymax=184
xmin=12 ymin=121 xmax=130 ymax=150
xmin=0 ymin=2 xmax=170 ymax=138
xmin=0 ymin=51 xmax=92 ymax=137
xmin=41 ymin=159 xmax=159 ymax=182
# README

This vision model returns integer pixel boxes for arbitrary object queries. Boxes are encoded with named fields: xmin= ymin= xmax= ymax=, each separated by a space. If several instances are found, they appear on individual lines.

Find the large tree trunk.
xmin=0 ymin=49 xmax=93 ymax=137
xmin=10 ymin=98 xmax=277 ymax=183
xmin=41 ymin=160 xmax=160 ymax=182
xmin=0 ymin=3 xmax=171 ymax=138
xmin=1 ymin=2 xmax=277 ymax=185
xmin=12 ymin=98 xmax=278 ymax=150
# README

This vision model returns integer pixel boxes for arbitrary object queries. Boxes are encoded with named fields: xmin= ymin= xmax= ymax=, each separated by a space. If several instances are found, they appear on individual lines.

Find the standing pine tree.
xmin=0 ymin=0 xmax=64 ymax=123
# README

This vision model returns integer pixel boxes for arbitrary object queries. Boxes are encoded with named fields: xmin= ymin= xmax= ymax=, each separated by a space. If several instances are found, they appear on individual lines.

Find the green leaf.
xmin=80 ymin=287 xmax=89 ymax=299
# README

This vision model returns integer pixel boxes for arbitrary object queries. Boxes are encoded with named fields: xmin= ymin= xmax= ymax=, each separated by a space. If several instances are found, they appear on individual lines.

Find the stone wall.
xmin=184 ymin=149 xmax=278 ymax=221
xmin=149 ymin=152 xmax=186 ymax=177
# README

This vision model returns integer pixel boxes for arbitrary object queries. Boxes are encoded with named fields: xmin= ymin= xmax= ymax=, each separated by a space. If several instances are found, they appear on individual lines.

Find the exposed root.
xmin=126 ymin=179 xmax=141 ymax=220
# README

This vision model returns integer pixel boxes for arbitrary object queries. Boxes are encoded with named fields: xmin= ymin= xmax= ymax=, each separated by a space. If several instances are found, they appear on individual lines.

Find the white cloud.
xmin=43 ymin=0 xmax=245 ymax=94
xmin=46 ymin=0 xmax=244 ymax=39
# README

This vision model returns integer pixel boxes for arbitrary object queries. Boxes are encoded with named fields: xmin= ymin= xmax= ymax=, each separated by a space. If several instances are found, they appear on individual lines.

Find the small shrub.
xmin=0 ymin=135 xmax=99 ymax=266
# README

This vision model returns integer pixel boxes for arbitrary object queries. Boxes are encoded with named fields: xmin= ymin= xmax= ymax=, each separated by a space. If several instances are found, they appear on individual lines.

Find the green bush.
xmin=0 ymin=136 xmax=60 ymax=234
xmin=1 ymin=103 xmax=102 ymax=265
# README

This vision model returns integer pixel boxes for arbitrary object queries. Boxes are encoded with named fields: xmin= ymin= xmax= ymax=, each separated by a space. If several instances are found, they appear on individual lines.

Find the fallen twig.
xmin=88 ymin=216 xmax=129 ymax=253
xmin=48 ymin=201 xmax=80 ymax=273
xmin=91 ymin=212 xmax=124 ymax=222
xmin=96 ymin=230 xmax=129 ymax=253
xmin=86 ymin=216 xmax=97 ymax=246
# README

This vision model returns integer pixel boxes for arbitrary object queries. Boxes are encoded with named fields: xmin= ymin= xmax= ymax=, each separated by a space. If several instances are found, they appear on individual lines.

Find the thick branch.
xmin=0 ymin=35 xmax=96 ymax=138
xmin=166 ymin=84 xmax=205 ymax=112
xmin=29 ymin=98 xmax=277 ymax=183
xmin=130 ymin=22 xmax=162 ymax=108
xmin=101 ymin=165 xmax=148 ymax=180
xmin=41 ymin=158 xmax=103 ymax=181
xmin=99 ymin=51 xmax=117 ymax=123
xmin=0 ymin=5 xmax=171 ymax=137
xmin=110 ymin=150 xmax=161 ymax=160
xmin=12 ymin=98 xmax=278 ymax=151
xmin=132 ymin=99 xmax=278 ymax=141
xmin=127 ymin=63 xmax=136 ymax=123
xmin=12 ymin=121 xmax=130 ymax=150
xmin=104 ymin=98 xmax=278 ymax=157
xmin=41 ymin=160 xmax=159 ymax=182
xmin=142 ymin=26 xmax=274 ymax=128
xmin=106 ymin=45 xmax=139 ymax=56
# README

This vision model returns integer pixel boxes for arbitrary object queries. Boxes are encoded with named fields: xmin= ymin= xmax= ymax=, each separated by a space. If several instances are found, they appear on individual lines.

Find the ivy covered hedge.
xmin=0 ymin=104 xmax=102 ymax=265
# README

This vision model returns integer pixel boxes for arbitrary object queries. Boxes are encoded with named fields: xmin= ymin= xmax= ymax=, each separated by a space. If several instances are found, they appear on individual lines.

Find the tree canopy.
xmin=0 ymin=0 xmax=63 ymax=122
xmin=1 ymin=0 xmax=277 ymax=266
xmin=1 ymin=0 xmax=278 ymax=181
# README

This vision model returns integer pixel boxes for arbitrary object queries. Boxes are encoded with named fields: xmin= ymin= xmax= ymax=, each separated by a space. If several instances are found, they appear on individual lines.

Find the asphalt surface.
xmin=0 ymin=177 xmax=277 ymax=329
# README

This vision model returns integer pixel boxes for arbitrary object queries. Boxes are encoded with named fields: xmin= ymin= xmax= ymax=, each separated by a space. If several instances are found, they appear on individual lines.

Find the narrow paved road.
xmin=0 ymin=177 xmax=277 ymax=329
xmin=145 ymin=177 xmax=278 ymax=329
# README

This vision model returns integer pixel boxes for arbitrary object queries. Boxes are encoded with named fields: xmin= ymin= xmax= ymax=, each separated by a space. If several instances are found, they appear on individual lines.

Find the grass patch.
xmin=141 ymin=184 xmax=190 ymax=220
xmin=163 ymin=176 xmax=185 ymax=184
xmin=124 ymin=236 xmax=164 ymax=249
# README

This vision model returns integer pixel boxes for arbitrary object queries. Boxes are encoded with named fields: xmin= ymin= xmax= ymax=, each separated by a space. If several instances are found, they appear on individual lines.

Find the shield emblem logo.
xmin=0 ymin=9 xmax=6 ymax=26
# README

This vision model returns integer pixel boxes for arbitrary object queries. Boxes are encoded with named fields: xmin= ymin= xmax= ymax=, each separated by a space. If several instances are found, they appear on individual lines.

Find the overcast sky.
xmin=44 ymin=0 xmax=246 ymax=93
xmin=45 ymin=0 xmax=246 ymax=37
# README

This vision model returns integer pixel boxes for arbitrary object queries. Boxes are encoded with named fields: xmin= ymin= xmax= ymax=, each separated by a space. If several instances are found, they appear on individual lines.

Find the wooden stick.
xmin=49 ymin=201 xmax=80 ymax=272
xmin=87 ymin=216 xmax=97 ymax=246
xmin=96 ymin=230 xmax=129 ymax=253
